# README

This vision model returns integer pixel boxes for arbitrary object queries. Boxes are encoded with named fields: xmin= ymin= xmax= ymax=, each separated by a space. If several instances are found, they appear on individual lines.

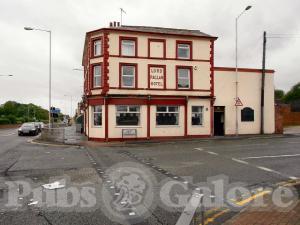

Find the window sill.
xmin=92 ymin=126 xmax=102 ymax=128
xmin=155 ymin=125 xmax=181 ymax=128
xmin=115 ymin=126 xmax=142 ymax=128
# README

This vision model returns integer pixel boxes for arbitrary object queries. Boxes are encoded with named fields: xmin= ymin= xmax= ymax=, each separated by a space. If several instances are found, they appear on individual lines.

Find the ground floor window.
xmin=156 ymin=106 xmax=179 ymax=125
xmin=241 ymin=107 xmax=254 ymax=122
xmin=192 ymin=106 xmax=203 ymax=125
xmin=116 ymin=105 xmax=140 ymax=126
xmin=93 ymin=105 xmax=102 ymax=126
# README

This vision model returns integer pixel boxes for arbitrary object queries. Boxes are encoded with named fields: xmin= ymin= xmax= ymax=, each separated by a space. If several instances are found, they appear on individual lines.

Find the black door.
xmin=214 ymin=107 xmax=225 ymax=136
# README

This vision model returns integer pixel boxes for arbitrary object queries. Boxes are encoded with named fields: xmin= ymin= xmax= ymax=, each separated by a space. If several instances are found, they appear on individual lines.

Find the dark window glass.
xmin=156 ymin=106 xmax=179 ymax=125
xmin=116 ymin=105 xmax=140 ymax=126
xmin=241 ymin=107 xmax=254 ymax=122
xmin=192 ymin=106 xmax=203 ymax=125
xmin=93 ymin=106 xmax=102 ymax=126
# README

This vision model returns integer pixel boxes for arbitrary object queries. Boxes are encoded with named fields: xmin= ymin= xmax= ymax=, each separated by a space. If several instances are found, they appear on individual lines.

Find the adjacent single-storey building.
xmin=81 ymin=23 xmax=275 ymax=141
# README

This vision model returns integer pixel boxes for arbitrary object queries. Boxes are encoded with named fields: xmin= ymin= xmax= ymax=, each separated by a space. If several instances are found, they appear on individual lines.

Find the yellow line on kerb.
xmin=234 ymin=190 xmax=271 ymax=206
xmin=200 ymin=190 xmax=271 ymax=225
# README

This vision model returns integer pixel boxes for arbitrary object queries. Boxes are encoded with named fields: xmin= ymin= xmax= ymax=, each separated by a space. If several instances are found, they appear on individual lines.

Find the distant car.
xmin=18 ymin=123 xmax=39 ymax=136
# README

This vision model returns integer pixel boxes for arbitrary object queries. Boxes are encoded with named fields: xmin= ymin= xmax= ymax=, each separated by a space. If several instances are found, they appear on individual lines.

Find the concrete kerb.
xmin=28 ymin=133 xmax=298 ymax=148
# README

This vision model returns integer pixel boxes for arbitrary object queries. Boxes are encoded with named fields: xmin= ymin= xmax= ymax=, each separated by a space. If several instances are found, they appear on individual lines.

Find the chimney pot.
xmin=113 ymin=21 xmax=116 ymax=27
xmin=117 ymin=22 xmax=120 ymax=27
xmin=109 ymin=22 xmax=113 ymax=27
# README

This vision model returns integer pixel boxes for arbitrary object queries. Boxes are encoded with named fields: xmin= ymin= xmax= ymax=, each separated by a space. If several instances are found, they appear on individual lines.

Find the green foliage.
xmin=283 ymin=82 xmax=300 ymax=103
xmin=275 ymin=89 xmax=285 ymax=100
xmin=0 ymin=101 xmax=49 ymax=124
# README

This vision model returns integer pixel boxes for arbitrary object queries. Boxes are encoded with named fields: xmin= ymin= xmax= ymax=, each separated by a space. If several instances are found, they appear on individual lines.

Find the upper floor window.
xmin=192 ymin=106 xmax=203 ymax=125
xmin=241 ymin=107 xmax=254 ymax=122
xmin=92 ymin=105 xmax=102 ymax=126
xmin=177 ymin=41 xmax=192 ymax=59
xmin=120 ymin=37 xmax=137 ymax=57
xmin=177 ymin=67 xmax=192 ymax=89
xmin=148 ymin=39 xmax=166 ymax=58
xmin=156 ymin=106 xmax=179 ymax=126
xmin=120 ymin=64 xmax=137 ymax=88
xmin=116 ymin=105 xmax=140 ymax=126
xmin=93 ymin=39 xmax=102 ymax=56
xmin=93 ymin=65 xmax=101 ymax=88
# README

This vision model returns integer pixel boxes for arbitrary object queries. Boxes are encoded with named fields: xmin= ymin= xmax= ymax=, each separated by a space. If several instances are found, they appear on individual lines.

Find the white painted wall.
xmin=214 ymin=70 xmax=275 ymax=135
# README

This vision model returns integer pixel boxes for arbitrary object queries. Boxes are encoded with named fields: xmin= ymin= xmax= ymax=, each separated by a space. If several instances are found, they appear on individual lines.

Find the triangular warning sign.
xmin=235 ymin=97 xmax=243 ymax=106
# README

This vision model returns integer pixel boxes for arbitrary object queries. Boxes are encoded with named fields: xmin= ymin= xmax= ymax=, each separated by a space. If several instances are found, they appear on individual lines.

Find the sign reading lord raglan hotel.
xmin=149 ymin=66 xmax=165 ymax=89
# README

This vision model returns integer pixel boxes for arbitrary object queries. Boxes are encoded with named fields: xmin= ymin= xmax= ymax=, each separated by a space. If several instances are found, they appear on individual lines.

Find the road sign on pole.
xmin=235 ymin=97 xmax=243 ymax=106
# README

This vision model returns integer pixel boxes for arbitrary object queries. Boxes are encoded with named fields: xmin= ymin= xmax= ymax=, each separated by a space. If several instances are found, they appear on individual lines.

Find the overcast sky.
xmin=0 ymin=0 xmax=299 ymax=115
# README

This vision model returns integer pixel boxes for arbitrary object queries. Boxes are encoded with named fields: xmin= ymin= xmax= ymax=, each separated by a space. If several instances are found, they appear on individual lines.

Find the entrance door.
xmin=214 ymin=106 xmax=225 ymax=136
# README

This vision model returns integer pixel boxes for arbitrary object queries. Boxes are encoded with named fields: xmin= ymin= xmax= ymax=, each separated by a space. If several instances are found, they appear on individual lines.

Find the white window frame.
xmin=121 ymin=65 xmax=135 ymax=88
xmin=93 ymin=65 xmax=101 ymax=88
xmin=191 ymin=106 xmax=203 ymax=126
xmin=177 ymin=68 xmax=191 ymax=89
xmin=116 ymin=105 xmax=140 ymax=126
xmin=156 ymin=106 xmax=179 ymax=126
xmin=93 ymin=39 xmax=102 ymax=56
xmin=121 ymin=39 xmax=136 ymax=56
xmin=177 ymin=43 xmax=191 ymax=59
xmin=92 ymin=105 xmax=102 ymax=127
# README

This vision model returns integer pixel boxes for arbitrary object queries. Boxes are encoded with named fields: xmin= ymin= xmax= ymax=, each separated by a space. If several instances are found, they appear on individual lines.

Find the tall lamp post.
xmin=24 ymin=27 xmax=52 ymax=127
xmin=235 ymin=5 xmax=252 ymax=136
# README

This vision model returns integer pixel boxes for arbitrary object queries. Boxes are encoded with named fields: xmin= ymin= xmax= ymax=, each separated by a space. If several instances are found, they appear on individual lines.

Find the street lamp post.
xmin=235 ymin=5 xmax=252 ymax=136
xmin=24 ymin=27 xmax=52 ymax=127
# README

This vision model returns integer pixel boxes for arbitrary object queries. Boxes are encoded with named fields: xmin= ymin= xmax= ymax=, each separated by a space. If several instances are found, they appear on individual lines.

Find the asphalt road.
xmin=0 ymin=129 xmax=299 ymax=225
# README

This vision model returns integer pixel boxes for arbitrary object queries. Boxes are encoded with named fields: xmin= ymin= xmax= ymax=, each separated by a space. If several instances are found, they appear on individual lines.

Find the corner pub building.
xmin=81 ymin=23 xmax=275 ymax=142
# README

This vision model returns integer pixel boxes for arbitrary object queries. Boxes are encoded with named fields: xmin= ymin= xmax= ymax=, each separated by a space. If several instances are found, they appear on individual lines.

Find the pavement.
xmin=0 ymin=126 xmax=300 ymax=224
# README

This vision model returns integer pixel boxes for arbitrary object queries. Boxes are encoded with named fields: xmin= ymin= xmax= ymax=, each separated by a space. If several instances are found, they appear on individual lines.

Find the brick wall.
xmin=276 ymin=104 xmax=300 ymax=127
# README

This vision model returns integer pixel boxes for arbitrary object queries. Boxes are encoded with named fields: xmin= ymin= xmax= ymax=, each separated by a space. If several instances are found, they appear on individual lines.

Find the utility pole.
xmin=261 ymin=31 xmax=267 ymax=134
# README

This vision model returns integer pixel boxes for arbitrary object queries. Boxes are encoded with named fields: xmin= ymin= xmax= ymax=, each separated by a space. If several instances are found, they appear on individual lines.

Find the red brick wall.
xmin=276 ymin=104 xmax=300 ymax=128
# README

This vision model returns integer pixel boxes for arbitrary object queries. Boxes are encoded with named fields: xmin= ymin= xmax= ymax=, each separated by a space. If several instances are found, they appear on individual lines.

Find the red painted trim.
xmin=88 ymin=98 xmax=104 ymax=105
xmin=119 ymin=63 xmax=138 ymax=89
xmin=87 ymin=106 xmax=89 ymax=136
xmin=176 ymin=40 xmax=193 ymax=60
xmin=147 ymin=98 xmax=150 ymax=139
xmin=184 ymin=101 xmax=187 ymax=137
xmin=86 ymin=28 xmax=218 ymax=40
xmin=148 ymin=38 xmax=166 ymax=59
xmin=109 ymin=54 xmax=209 ymax=62
xmin=90 ymin=36 xmax=103 ymax=59
xmin=108 ymin=98 xmax=147 ymax=105
xmin=214 ymin=67 xmax=275 ymax=73
xmin=119 ymin=36 xmax=138 ymax=57
xmin=104 ymin=98 xmax=108 ymax=141
xmin=101 ymin=32 xmax=110 ymax=95
xmin=109 ymin=87 xmax=210 ymax=92
xmin=147 ymin=64 xmax=166 ymax=90
xmin=90 ymin=63 xmax=103 ymax=89
xmin=149 ymin=98 xmax=186 ymax=105
xmin=176 ymin=66 xmax=193 ymax=90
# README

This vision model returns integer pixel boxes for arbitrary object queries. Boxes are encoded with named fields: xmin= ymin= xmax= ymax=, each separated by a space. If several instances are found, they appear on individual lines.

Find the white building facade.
xmin=81 ymin=25 xmax=275 ymax=141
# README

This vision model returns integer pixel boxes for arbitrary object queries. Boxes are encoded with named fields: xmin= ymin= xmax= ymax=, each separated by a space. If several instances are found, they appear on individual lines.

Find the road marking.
xmin=0 ymin=132 xmax=16 ymax=137
xmin=175 ymin=193 xmax=203 ymax=225
xmin=231 ymin=158 xmax=249 ymax=165
xmin=207 ymin=151 xmax=219 ymax=155
xmin=234 ymin=190 xmax=271 ymax=206
xmin=241 ymin=154 xmax=300 ymax=160
xmin=289 ymin=176 xmax=298 ymax=180
xmin=194 ymin=148 xmax=204 ymax=151
xmin=256 ymin=166 xmax=275 ymax=172
xmin=203 ymin=209 xmax=230 ymax=225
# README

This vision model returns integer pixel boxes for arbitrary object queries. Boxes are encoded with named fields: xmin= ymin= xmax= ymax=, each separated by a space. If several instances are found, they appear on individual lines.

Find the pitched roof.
xmin=108 ymin=25 xmax=215 ymax=38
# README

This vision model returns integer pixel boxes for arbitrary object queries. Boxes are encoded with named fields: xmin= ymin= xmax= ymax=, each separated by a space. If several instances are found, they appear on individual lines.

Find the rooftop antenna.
xmin=120 ymin=8 xmax=126 ymax=26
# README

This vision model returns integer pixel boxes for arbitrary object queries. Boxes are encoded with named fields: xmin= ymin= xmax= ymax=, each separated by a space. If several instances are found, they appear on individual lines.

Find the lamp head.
xmin=24 ymin=27 xmax=34 ymax=31
xmin=245 ymin=6 xmax=252 ymax=11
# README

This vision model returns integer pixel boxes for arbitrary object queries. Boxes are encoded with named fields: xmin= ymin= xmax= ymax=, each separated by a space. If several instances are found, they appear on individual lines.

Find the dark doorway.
xmin=214 ymin=106 xmax=225 ymax=136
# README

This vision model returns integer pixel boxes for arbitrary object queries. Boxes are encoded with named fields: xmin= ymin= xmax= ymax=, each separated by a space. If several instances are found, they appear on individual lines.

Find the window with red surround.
xmin=176 ymin=66 xmax=193 ymax=90
xmin=119 ymin=36 xmax=138 ymax=57
xmin=148 ymin=38 xmax=166 ymax=58
xmin=176 ymin=40 xmax=192 ymax=60
xmin=91 ymin=63 xmax=102 ymax=89
xmin=119 ymin=63 xmax=138 ymax=88
xmin=91 ymin=37 xmax=103 ymax=58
